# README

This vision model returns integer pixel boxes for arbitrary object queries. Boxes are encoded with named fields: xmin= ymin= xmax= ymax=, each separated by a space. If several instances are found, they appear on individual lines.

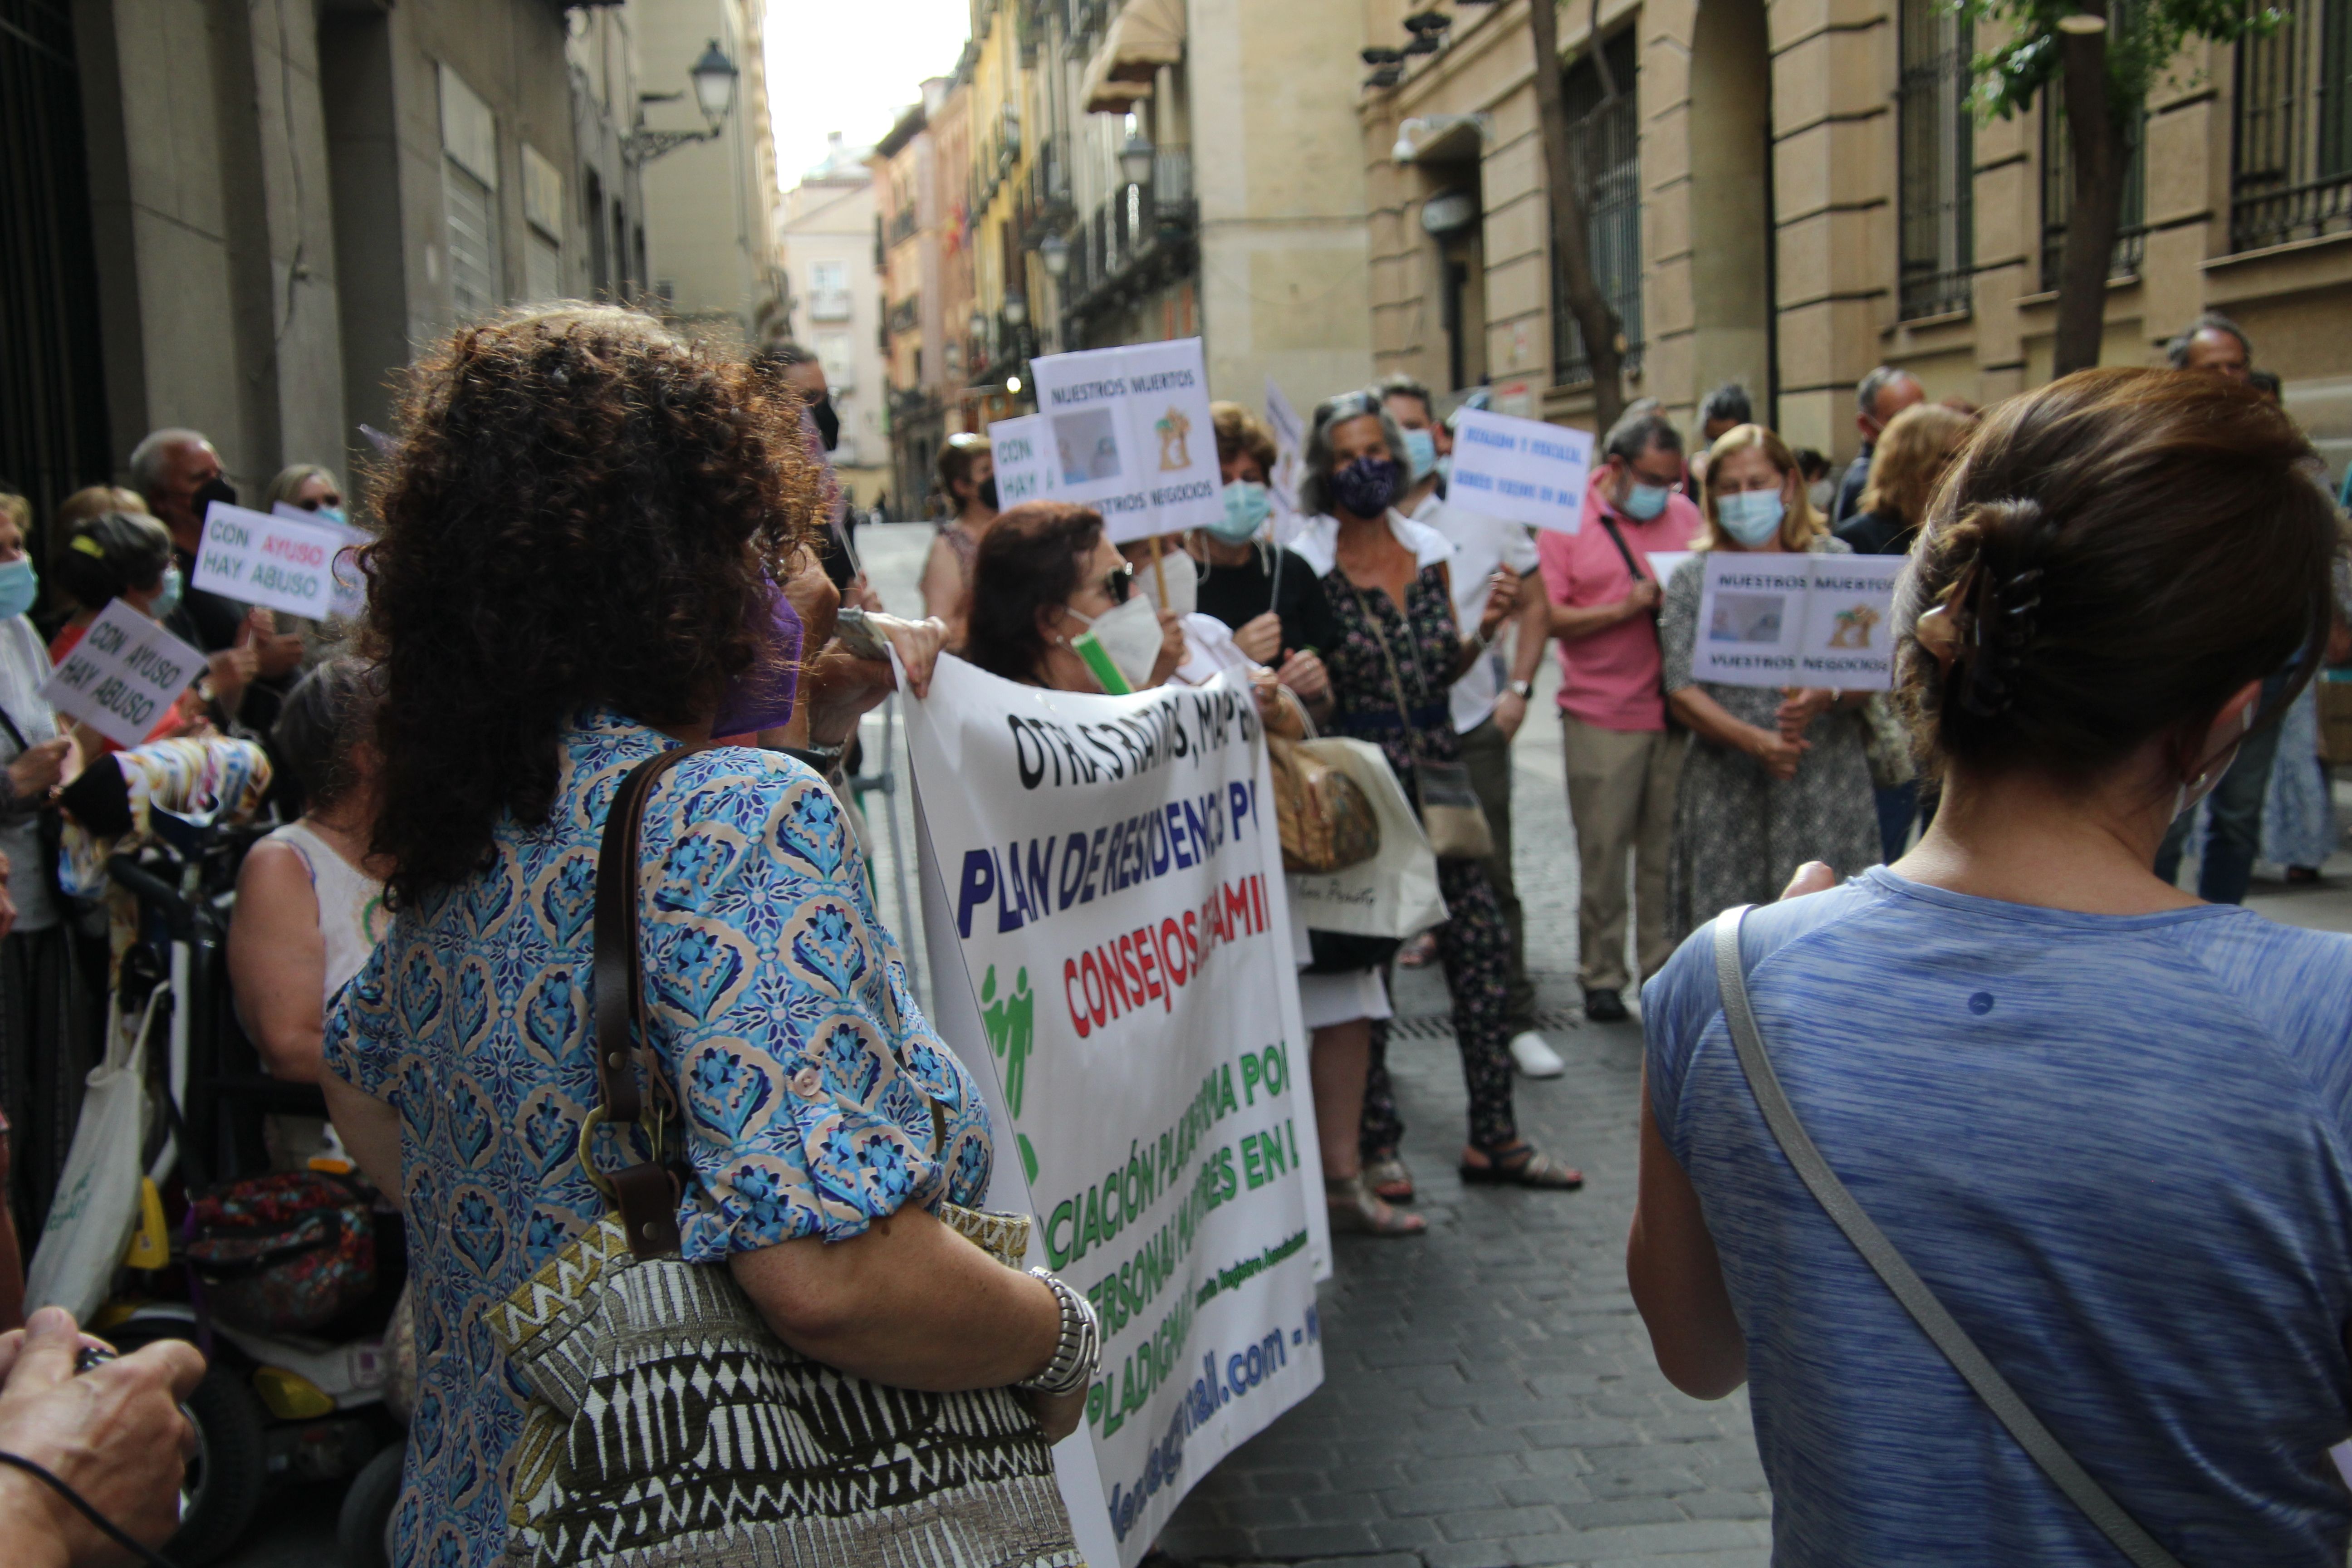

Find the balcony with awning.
xmin=1079 ymin=0 xmax=1184 ymax=113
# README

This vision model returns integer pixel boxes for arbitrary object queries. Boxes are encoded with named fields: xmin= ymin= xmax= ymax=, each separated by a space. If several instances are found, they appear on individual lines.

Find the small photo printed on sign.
xmin=1710 ymin=592 xmax=1788 ymax=644
xmin=1054 ymin=408 xmax=1121 ymax=484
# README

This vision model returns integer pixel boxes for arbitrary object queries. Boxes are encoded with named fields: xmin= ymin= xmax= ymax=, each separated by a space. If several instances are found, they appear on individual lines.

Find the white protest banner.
xmin=988 ymin=413 xmax=1060 ymax=510
xmin=1029 ymin=339 xmax=1222 ymax=544
xmin=1446 ymin=408 xmax=1593 ymax=533
xmin=1693 ymin=551 xmax=1903 ymax=688
xmin=271 ymin=503 xmax=368 ymax=621
xmin=193 ymin=502 xmax=341 ymax=620
xmin=1796 ymin=554 xmax=1905 ymax=686
xmin=905 ymin=656 xmax=1326 ymax=1567
xmin=39 ymin=599 xmax=203 ymax=749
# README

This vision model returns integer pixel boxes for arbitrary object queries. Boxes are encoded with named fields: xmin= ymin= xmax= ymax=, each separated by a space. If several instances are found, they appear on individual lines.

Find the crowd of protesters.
xmin=0 ymin=299 xmax=2347 ymax=1564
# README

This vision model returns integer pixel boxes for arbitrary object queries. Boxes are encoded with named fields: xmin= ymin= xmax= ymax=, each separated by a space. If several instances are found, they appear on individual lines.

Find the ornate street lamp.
xmin=1119 ymin=133 xmax=1156 ymax=187
xmin=690 ymin=40 xmax=739 ymax=123
xmin=1039 ymin=233 xmax=1071 ymax=278
xmin=623 ymin=40 xmax=739 ymax=163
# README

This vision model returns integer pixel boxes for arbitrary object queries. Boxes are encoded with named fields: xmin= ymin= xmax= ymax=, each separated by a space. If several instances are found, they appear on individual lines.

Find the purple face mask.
xmin=711 ymin=583 xmax=804 ymax=736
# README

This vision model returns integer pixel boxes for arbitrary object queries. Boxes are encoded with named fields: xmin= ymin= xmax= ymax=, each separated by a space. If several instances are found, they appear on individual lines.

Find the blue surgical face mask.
xmin=313 ymin=505 xmax=348 ymax=527
xmin=1620 ymin=482 xmax=1671 ymax=521
xmin=1434 ymin=453 xmax=1453 ymax=484
xmin=152 ymin=564 xmax=184 ymax=619
xmin=1717 ymin=489 xmax=1786 ymax=547
xmin=1401 ymin=427 xmax=1438 ymax=481
xmin=1210 ymin=481 xmax=1270 ymax=543
xmin=0 ymin=559 xmax=37 ymax=622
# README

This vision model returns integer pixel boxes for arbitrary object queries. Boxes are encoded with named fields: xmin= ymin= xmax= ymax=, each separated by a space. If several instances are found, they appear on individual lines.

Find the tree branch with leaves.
xmin=1951 ymin=0 xmax=2281 ymax=375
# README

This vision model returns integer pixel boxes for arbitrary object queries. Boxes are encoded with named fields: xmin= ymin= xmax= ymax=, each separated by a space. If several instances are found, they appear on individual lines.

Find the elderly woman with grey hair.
xmin=1288 ymin=390 xmax=1586 ymax=1220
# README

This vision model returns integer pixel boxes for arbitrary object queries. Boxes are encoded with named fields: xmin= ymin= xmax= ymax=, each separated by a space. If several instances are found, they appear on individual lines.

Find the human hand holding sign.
xmin=1775 ymin=686 xmax=1838 ymax=740
xmin=1231 ymin=611 xmax=1284 ymax=666
xmin=7 ymin=739 xmax=70 ymax=803
xmin=1477 ymin=570 xmax=1520 ymax=640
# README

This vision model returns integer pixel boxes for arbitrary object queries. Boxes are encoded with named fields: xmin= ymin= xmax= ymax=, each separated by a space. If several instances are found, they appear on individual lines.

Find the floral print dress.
xmin=324 ymin=710 xmax=992 ymax=1568
xmin=1318 ymin=562 xmax=1521 ymax=1152
xmin=1658 ymin=543 xmax=1881 ymax=941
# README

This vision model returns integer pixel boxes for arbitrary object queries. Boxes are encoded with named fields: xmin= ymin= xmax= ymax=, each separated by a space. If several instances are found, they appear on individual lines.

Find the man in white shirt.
xmin=1379 ymin=377 xmax=1562 ymax=1078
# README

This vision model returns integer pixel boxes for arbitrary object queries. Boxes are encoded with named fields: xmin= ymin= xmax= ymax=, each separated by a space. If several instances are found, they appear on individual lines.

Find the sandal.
xmin=1362 ymin=1154 xmax=1415 ymax=1202
xmin=1459 ymin=1140 xmax=1584 ymax=1190
xmin=1327 ymin=1175 xmax=1427 ymax=1236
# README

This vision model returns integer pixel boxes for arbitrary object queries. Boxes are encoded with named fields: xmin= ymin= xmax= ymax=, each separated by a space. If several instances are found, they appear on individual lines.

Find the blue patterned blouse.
xmin=324 ymin=709 xmax=993 ymax=1568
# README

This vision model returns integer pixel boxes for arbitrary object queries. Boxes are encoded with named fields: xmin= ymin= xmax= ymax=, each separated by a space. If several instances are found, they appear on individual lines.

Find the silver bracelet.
xmin=1017 ymin=1267 xmax=1102 ymax=1396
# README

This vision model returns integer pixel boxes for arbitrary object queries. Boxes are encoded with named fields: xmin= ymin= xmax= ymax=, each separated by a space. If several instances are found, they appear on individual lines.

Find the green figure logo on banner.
xmin=979 ymin=963 xmax=1036 ymax=1118
xmin=980 ymin=965 xmax=1041 ymax=1183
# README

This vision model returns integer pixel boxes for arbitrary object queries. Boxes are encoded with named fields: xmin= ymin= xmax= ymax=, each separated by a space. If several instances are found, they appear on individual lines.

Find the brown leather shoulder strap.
xmin=591 ymin=743 xmax=707 ymax=1256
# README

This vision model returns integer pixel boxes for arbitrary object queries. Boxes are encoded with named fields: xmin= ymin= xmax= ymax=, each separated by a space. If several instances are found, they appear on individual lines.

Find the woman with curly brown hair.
xmin=319 ymin=307 xmax=1090 ymax=1568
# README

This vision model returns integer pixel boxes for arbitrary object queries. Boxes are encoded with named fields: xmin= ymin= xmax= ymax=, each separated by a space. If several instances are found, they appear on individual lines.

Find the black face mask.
xmin=811 ymin=396 xmax=840 ymax=452
xmin=977 ymin=475 xmax=1000 ymax=512
xmin=191 ymin=475 xmax=238 ymax=519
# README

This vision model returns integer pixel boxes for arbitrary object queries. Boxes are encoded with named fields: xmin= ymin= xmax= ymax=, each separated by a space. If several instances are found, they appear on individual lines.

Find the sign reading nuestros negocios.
xmin=1027 ymin=340 xmax=1222 ymax=544
xmin=906 ymin=656 xmax=1326 ymax=1568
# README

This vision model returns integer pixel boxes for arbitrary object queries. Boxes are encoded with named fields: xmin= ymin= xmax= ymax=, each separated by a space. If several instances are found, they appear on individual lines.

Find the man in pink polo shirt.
xmin=1537 ymin=412 xmax=1704 ymax=1023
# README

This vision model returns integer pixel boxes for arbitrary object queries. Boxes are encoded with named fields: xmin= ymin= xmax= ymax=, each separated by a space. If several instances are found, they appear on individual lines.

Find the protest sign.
xmin=1029 ymin=339 xmax=1223 ymax=544
xmin=989 ymin=413 xmax=1060 ymax=510
xmin=1693 ymin=551 xmax=1904 ymax=688
xmin=1446 ymin=408 xmax=1593 ymax=533
xmin=192 ymin=502 xmax=343 ymax=620
xmin=39 ymin=599 xmax=202 ymax=749
xmin=905 ymin=657 xmax=1327 ymax=1567
xmin=1263 ymin=375 xmax=1305 ymax=528
xmin=1645 ymin=550 xmax=1695 ymax=589
xmin=1796 ymin=554 xmax=1906 ymax=686
xmin=270 ymin=503 xmax=369 ymax=621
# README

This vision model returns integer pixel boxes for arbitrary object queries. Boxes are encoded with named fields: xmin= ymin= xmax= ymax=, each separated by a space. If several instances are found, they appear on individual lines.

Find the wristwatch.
xmin=1509 ymin=678 xmax=1537 ymax=701
xmin=1018 ymin=1267 xmax=1103 ymax=1396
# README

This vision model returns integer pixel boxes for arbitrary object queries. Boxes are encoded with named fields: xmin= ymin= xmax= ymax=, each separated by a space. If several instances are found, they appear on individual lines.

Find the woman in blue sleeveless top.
xmin=1631 ymin=368 xmax=2352 ymax=1564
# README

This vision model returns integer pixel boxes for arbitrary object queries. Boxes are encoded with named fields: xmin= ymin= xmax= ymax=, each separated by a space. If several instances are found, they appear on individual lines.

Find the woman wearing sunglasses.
xmin=962 ymin=502 xmax=1186 ymax=694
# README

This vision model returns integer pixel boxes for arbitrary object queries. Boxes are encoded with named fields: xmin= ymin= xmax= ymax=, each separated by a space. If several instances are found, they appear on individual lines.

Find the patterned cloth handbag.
xmin=485 ymin=747 xmax=1082 ymax=1568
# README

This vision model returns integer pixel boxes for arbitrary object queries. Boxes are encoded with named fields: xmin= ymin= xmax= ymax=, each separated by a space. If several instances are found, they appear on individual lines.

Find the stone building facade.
xmin=1364 ymin=0 xmax=2352 ymax=480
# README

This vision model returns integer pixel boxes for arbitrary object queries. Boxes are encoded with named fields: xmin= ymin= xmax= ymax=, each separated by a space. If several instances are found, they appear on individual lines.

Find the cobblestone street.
xmin=1152 ymin=585 xmax=1774 ymax=1568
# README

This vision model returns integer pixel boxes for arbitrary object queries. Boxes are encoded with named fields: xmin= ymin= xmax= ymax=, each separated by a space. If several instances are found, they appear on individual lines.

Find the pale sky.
xmin=764 ymin=0 xmax=973 ymax=187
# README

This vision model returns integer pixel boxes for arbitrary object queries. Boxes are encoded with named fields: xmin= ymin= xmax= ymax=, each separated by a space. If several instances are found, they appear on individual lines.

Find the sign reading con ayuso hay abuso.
xmin=192 ymin=501 xmax=346 ymax=620
xmin=1446 ymin=408 xmax=1594 ymax=533
xmin=1693 ymin=551 xmax=1906 ymax=688
xmin=905 ymin=655 xmax=1327 ymax=1568
xmin=39 ymin=598 xmax=204 ymax=749
xmin=1028 ymin=339 xmax=1223 ymax=544
xmin=270 ymin=502 xmax=370 ymax=621
xmin=990 ymin=413 xmax=1062 ymax=510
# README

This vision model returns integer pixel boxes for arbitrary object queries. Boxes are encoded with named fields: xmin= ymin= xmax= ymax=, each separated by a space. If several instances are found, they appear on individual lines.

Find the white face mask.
xmin=1136 ymin=548 xmax=1199 ymax=618
xmin=2173 ymin=703 xmax=2256 ymax=821
xmin=1070 ymin=594 xmax=1165 ymax=691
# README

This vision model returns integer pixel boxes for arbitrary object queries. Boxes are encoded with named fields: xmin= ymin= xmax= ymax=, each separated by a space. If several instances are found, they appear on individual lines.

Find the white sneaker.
xmin=1509 ymin=1030 xmax=1565 ymax=1078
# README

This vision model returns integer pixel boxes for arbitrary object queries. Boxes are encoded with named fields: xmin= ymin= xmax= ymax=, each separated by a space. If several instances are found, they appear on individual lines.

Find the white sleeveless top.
xmin=264 ymin=820 xmax=388 ymax=1001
